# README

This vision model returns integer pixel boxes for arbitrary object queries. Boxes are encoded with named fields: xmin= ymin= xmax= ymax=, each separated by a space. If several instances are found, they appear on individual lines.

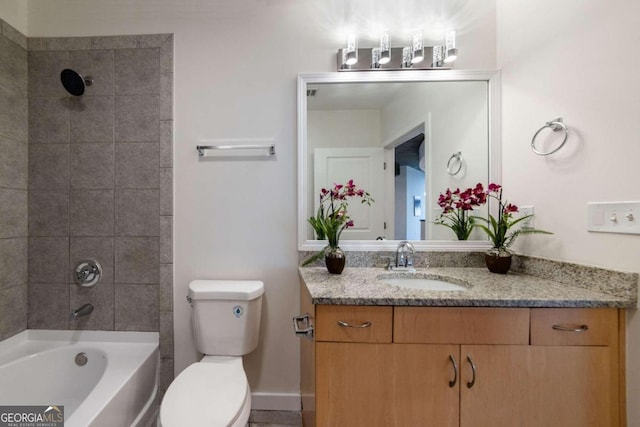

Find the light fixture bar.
xmin=336 ymin=47 xmax=450 ymax=71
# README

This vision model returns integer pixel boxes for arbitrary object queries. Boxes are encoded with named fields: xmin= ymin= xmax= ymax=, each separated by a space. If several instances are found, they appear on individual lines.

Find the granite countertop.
xmin=299 ymin=267 xmax=637 ymax=308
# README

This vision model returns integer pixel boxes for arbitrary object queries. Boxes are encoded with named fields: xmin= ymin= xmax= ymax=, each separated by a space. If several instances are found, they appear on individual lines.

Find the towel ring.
xmin=531 ymin=118 xmax=568 ymax=156
xmin=447 ymin=151 xmax=463 ymax=175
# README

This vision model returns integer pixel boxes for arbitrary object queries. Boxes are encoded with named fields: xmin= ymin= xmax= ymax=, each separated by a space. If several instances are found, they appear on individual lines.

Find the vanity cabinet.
xmin=300 ymin=286 xmax=624 ymax=427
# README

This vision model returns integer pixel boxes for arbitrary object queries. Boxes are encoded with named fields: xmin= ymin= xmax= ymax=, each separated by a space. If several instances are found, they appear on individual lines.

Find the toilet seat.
xmin=160 ymin=356 xmax=250 ymax=427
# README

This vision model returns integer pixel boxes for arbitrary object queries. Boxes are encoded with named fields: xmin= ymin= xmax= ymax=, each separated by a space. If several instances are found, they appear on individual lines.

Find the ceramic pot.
xmin=325 ymin=246 xmax=346 ymax=274
xmin=485 ymin=248 xmax=512 ymax=274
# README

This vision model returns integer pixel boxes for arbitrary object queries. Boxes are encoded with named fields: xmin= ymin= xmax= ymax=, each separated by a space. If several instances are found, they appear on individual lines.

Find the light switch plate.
xmin=587 ymin=201 xmax=640 ymax=234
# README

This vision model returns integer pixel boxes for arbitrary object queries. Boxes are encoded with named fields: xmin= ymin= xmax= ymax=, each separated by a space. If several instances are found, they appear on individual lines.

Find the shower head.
xmin=60 ymin=69 xmax=93 ymax=96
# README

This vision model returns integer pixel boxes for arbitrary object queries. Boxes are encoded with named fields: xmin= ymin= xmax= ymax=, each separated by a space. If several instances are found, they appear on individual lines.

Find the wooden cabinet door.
xmin=460 ymin=345 xmax=612 ymax=427
xmin=316 ymin=342 xmax=394 ymax=427
xmin=316 ymin=343 xmax=460 ymax=427
xmin=391 ymin=344 xmax=460 ymax=427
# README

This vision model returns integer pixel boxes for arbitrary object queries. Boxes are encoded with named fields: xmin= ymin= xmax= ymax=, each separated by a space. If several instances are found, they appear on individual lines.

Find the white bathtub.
xmin=0 ymin=329 xmax=159 ymax=427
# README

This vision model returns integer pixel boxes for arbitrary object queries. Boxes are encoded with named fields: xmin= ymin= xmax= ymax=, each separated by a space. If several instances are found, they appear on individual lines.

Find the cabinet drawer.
xmin=530 ymin=308 xmax=618 ymax=346
xmin=315 ymin=305 xmax=393 ymax=343
xmin=394 ymin=307 xmax=529 ymax=344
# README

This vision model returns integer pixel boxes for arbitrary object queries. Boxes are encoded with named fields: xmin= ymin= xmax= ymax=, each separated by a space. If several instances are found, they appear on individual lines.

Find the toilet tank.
xmin=188 ymin=280 xmax=264 ymax=356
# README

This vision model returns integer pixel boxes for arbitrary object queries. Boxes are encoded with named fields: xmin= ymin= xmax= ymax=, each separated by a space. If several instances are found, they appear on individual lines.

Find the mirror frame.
xmin=297 ymin=69 xmax=501 ymax=252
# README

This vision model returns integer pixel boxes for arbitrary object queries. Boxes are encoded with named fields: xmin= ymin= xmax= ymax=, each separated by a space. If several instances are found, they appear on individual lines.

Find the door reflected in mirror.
xmin=298 ymin=71 xmax=501 ymax=251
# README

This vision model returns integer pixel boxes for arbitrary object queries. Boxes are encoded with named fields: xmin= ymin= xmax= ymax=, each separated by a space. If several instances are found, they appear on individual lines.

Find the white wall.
xmin=17 ymin=0 xmax=497 ymax=409
xmin=496 ymin=0 xmax=640 ymax=422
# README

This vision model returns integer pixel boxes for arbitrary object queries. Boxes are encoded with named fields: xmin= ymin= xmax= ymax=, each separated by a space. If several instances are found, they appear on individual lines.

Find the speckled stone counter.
xmin=299 ymin=267 xmax=637 ymax=308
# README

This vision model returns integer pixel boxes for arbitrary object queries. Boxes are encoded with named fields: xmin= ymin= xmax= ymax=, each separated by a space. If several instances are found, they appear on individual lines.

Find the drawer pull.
xmin=466 ymin=355 xmax=476 ymax=389
xmin=552 ymin=324 xmax=589 ymax=332
xmin=337 ymin=320 xmax=372 ymax=328
xmin=448 ymin=354 xmax=458 ymax=388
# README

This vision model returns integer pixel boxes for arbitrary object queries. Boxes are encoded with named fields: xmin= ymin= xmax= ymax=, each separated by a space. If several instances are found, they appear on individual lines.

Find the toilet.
xmin=160 ymin=280 xmax=264 ymax=427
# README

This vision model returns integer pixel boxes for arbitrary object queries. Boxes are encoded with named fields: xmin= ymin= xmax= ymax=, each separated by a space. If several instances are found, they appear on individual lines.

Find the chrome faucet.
xmin=70 ymin=303 xmax=94 ymax=321
xmin=395 ymin=241 xmax=415 ymax=269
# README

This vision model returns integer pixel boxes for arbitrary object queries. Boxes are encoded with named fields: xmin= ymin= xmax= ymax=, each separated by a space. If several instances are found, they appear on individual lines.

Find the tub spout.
xmin=70 ymin=303 xmax=94 ymax=321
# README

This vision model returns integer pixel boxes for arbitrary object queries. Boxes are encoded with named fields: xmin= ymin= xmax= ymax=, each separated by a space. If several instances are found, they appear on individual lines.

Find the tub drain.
xmin=75 ymin=352 xmax=88 ymax=366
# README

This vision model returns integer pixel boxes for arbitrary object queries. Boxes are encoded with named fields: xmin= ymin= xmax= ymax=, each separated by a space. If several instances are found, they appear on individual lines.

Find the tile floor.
xmin=248 ymin=410 xmax=302 ymax=427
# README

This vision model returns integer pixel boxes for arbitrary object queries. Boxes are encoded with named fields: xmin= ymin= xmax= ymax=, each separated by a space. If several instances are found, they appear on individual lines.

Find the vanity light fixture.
xmin=379 ymin=32 xmax=391 ymax=65
xmin=335 ymin=29 xmax=458 ymax=71
xmin=410 ymin=31 xmax=424 ymax=64
xmin=443 ymin=29 xmax=458 ymax=64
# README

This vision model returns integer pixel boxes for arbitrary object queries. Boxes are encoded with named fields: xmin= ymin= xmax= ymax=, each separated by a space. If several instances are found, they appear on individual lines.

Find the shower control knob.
xmin=609 ymin=214 xmax=618 ymax=223
xmin=74 ymin=259 xmax=102 ymax=287
xmin=626 ymin=213 xmax=635 ymax=221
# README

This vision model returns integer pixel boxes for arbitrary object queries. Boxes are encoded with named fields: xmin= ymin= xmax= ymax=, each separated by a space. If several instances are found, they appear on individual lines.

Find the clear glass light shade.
xmin=402 ymin=47 xmax=412 ymax=68
xmin=371 ymin=48 xmax=381 ymax=68
xmin=432 ymin=45 xmax=445 ymax=67
xmin=344 ymin=34 xmax=358 ymax=65
xmin=410 ymin=31 xmax=424 ymax=64
xmin=444 ymin=30 xmax=457 ymax=63
xmin=378 ymin=32 xmax=390 ymax=64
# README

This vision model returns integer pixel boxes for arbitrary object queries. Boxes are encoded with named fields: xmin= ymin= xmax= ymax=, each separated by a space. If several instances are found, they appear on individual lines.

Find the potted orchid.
xmin=435 ymin=183 xmax=487 ymax=240
xmin=474 ymin=183 xmax=552 ymax=273
xmin=303 ymin=180 xmax=374 ymax=273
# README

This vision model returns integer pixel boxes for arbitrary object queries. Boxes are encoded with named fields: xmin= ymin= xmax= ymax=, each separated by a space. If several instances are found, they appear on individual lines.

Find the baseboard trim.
xmin=251 ymin=392 xmax=301 ymax=411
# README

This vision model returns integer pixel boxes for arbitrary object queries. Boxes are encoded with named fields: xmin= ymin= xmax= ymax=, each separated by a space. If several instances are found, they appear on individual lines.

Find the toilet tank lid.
xmin=189 ymin=280 xmax=264 ymax=301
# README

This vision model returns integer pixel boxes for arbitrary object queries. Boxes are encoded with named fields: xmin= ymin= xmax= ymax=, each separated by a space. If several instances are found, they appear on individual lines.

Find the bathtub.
xmin=0 ymin=329 xmax=159 ymax=427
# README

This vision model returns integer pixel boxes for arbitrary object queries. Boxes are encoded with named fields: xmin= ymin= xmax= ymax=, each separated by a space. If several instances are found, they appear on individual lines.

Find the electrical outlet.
xmin=520 ymin=206 xmax=534 ymax=229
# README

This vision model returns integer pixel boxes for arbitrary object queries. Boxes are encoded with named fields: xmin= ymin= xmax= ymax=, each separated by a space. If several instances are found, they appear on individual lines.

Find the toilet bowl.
xmin=160 ymin=280 xmax=264 ymax=427
xmin=160 ymin=357 xmax=250 ymax=427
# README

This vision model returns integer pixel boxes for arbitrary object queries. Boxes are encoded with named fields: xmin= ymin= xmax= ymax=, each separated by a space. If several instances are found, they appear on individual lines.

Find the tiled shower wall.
xmin=0 ymin=20 xmax=28 ymax=341
xmin=0 ymin=23 xmax=174 ymax=389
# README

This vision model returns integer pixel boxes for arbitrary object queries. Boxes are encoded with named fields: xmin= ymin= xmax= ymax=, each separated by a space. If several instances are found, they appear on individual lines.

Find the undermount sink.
xmin=379 ymin=277 xmax=468 ymax=291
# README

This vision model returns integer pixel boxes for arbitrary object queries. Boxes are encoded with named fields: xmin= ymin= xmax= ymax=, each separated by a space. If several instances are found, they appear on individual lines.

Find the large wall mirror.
xmin=297 ymin=70 xmax=501 ymax=252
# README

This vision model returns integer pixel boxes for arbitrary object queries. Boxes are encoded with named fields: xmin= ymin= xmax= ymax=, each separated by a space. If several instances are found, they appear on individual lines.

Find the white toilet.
xmin=160 ymin=280 xmax=264 ymax=427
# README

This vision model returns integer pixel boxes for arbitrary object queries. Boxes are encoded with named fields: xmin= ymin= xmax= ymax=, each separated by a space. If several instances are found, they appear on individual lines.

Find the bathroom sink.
xmin=378 ymin=277 xmax=468 ymax=291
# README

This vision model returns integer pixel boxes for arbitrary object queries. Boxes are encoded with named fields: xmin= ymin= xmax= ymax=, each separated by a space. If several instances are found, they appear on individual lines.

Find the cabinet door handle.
xmin=466 ymin=355 xmax=476 ymax=389
xmin=552 ymin=324 xmax=589 ymax=332
xmin=337 ymin=320 xmax=372 ymax=328
xmin=448 ymin=354 xmax=458 ymax=388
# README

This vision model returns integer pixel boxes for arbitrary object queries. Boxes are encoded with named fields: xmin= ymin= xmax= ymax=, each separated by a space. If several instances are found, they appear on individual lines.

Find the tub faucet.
xmin=70 ymin=303 xmax=94 ymax=321
xmin=395 ymin=241 xmax=415 ymax=269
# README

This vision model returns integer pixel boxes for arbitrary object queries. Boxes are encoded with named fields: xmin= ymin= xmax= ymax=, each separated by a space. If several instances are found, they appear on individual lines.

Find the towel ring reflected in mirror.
xmin=447 ymin=151 xmax=463 ymax=175
xmin=531 ymin=117 xmax=569 ymax=156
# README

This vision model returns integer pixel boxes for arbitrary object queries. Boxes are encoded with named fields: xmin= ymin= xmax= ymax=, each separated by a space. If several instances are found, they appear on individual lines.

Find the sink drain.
xmin=75 ymin=352 xmax=88 ymax=366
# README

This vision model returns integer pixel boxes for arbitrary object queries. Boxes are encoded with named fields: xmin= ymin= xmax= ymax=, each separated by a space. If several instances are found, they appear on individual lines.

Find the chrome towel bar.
xmin=196 ymin=144 xmax=276 ymax=157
